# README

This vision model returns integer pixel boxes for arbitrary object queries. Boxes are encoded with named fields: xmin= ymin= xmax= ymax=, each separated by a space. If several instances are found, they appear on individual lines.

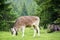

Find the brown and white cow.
xmin=11 ymin=16 xmax=40 ymax=37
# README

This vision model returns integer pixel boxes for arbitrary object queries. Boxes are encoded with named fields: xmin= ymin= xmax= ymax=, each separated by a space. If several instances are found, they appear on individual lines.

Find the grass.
xmin=0 ymin=28 xmax=60 ymax=40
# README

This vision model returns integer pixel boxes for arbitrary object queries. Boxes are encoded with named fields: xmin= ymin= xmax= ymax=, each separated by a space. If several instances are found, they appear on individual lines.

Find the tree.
xmin=21 ymin=3 xmax=28 ymax=16
xmin=0 ymin=0 xmax=17 ymax=31
xmin=50 ymin=0 xmax=60 ymax=23
xmin=34 ymin=0 xmax=60 ymax=28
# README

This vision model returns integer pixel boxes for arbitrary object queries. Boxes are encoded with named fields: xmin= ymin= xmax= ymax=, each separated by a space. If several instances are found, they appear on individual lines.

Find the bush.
xmin=0 ymin=20 xmax=14 ymax=31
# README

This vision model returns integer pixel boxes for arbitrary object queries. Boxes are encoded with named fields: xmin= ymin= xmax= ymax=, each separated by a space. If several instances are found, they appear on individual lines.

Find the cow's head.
xmin=11 ymin=28 xmax=18 ymax=36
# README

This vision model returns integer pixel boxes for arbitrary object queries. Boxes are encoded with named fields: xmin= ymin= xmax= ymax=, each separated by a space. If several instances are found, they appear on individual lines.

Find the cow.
xmin=11 ymin=16 xmax=40 ymax=37
xmin=47 ymin=24 xmax=60 ymax=33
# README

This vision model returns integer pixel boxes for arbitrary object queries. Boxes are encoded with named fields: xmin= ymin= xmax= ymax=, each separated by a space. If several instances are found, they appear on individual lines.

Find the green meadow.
xmin=0 ymin=28 xmax=60 ymax=40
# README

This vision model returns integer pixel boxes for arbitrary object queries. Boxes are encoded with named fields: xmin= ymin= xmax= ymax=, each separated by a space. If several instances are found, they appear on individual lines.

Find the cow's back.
xmin=14 ymin=16 xmax=40 ymax=28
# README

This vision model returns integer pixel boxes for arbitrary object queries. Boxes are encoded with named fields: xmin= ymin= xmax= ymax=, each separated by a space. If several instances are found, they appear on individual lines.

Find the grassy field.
xmin=0 ymin=28 xmax=60 ymax=40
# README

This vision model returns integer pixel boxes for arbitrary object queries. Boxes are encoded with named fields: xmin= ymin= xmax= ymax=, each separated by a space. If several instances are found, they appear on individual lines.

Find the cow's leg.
xmin=36 ymin=25 xmax=40 ymax=37
xmin=21 ymin=26 xmax=25 ymax=38
xmin=33 ymin=27 xmax=36 ymax=37
xmin=33 ymin=25 xmax=40 ymax=37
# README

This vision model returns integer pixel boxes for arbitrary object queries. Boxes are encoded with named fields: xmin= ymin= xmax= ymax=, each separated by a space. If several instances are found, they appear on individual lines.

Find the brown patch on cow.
xmin=13 ymin=16 xmax=39 ymax=29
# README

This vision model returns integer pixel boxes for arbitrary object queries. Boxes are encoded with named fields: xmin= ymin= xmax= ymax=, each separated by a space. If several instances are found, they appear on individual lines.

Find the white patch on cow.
xmin=21 ymin=26 xmax=25 ymax=38
xmin=33 ymin=29 xmax=36 ymax=37
xmin=37 ymin=26 xmax=40 ymax=37
xmin=12 ymin=28 xmax=16 ymax=36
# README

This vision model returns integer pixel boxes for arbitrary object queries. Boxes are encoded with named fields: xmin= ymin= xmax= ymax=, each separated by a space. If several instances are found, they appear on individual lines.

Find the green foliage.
xmin=54 ymin=18 xmax=60 ymax=23
xmin=34 ymin=0 xmax=60 ymax=28
xmin=21 ymin=3 xmax=28 ymax=16
xmin=0 ymin=0 xmax=17 ymax=31
xmin=11 ymin=0 xmax=37 ymax=16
